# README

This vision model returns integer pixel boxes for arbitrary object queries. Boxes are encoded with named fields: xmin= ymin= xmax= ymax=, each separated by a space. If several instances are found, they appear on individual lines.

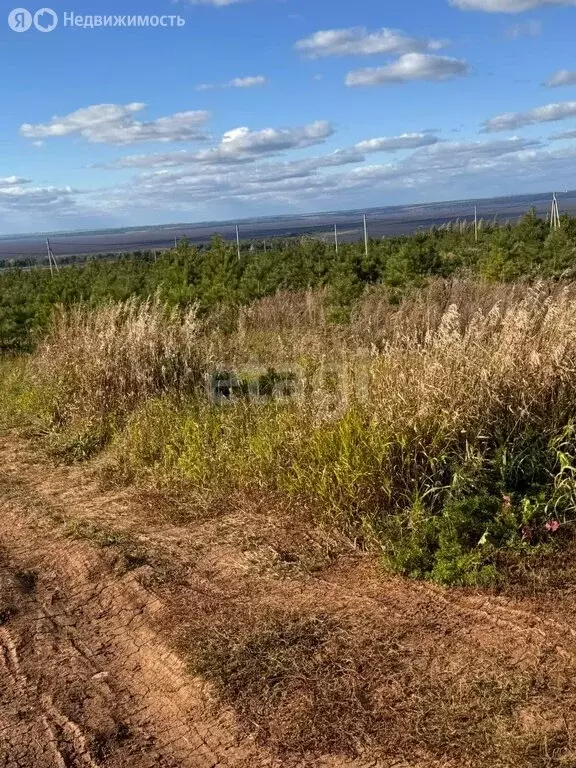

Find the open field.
xmin=3 ymin=221 xmax=576 ymax=764
xmin=6 ymin=0 xmax=576 ymax=763
xmin=1 ymin=190 xmax=576 ymax=262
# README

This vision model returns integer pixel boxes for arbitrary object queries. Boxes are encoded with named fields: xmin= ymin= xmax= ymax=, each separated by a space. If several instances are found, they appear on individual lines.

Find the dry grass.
xmin=8 ymin=278 xmax=576 ymax=582
xmin=181 ymin=603 xmax=574 ymax=765
xmin=6 ymin=283 xmax=576 ymax=764
xmin=31 ymin=296 xmax=205 ymax=428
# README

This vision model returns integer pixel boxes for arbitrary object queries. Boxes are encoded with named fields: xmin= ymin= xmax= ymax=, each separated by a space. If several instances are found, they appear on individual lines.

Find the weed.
xmin=63 ymin=520 xmax=149 ymax=571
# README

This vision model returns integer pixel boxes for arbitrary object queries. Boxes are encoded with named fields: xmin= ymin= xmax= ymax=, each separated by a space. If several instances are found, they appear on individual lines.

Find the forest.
xmin=2 ymin=209 xmax=576 ymax=352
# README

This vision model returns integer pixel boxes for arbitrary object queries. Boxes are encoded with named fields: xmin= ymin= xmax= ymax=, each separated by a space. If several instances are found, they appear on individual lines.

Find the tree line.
xmin=2 ymin=210 xmax=576 ymax=352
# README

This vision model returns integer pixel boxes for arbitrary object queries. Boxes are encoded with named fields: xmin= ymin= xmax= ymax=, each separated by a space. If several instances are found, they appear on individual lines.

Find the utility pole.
xmin=550 ymin=193 xmax=561 ymax=231
xmin=363 ymin=214 xmax=369 ymax=257
xmin=46 ymin=238 xmax=59 ymax=276
xmin=474 ymin=206 xmax=478 ymax=243
xmin=236 ymin=224 xmax=241 ymax=260
xmin=263 ymin=239 xmax=267 ymax=254
xmin=334 ymin=223 xmax=339 ymax=255
xmin=46 ymin=238 xmax=53 ymax=277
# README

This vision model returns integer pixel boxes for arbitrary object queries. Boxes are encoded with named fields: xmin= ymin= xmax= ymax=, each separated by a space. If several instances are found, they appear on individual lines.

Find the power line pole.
xmin=551 ymin=193 xmax=561 ymax=231
xmin=236 ymin=224 xmax=241 ymax=260
xmin=474 ymin=206 xmax=478 ymax=243
xmin=334 ymin=224 xmax=339 ymax=255
xmin=46 ymin=238 xmax=53 ymax=277
xmin=363 ymin=214 xmax=369 ymax=257
xmin=46 ymin=238 xmax=59 ymax=275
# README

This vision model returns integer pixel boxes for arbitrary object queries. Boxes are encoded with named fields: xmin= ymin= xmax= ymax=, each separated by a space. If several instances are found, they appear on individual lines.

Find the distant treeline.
xmin=2 ymin=210 xmax=576 ymax=352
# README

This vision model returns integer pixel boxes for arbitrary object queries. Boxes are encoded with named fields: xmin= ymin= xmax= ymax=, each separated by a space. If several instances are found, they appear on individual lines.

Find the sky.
xmin=1 ymin=0 xmax=576 ymax=234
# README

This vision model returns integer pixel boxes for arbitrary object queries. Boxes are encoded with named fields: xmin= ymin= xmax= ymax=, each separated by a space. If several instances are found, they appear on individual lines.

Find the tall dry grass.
xmin=29 ymin=297 xmax=205 ymax=452
xmin=15 ymin=279 xmax=576 ymax=581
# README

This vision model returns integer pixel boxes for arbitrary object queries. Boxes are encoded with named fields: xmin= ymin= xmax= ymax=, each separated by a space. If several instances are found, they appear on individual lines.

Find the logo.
xmin=8 ymin=8 xmax=32 ymax=32
xmin=34 ymin=7 xmax=57 ymax=31
xmin=8 ymin=7 xmax=58 ymax=32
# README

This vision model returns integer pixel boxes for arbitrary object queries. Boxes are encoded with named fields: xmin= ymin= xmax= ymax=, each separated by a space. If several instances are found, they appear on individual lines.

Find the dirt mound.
xmin=1 ymin=434 xmax=576 ymax=767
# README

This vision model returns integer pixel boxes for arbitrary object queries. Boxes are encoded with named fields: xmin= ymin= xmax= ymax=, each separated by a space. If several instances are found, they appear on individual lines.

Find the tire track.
xmin=1 ymin=433 xmax=576 ymax=767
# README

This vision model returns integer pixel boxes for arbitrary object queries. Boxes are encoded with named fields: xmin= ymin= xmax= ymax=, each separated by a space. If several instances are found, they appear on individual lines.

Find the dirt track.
xmin=1 ymin=434 xmax=576 ymax=767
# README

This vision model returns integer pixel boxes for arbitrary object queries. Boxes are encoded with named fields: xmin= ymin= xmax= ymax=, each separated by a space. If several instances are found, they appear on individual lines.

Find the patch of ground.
xmin=1 ymin=433 xmax=576 ymax=767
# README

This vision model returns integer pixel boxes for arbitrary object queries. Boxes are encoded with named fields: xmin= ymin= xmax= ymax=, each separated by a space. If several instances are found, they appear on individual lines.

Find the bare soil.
xmin=1 ymin=434 xmax=576 ymax=767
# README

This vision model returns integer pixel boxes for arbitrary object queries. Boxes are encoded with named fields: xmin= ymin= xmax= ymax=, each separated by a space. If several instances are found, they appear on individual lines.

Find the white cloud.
xmin=0 ymin=183 xmax=78 ymax=216
xmin=196 ymin=75 xmax=267 ymax=91
xmin=20 ymin=104 xmax=211 ymax=145
xmin=550 ymin=128 xmax=576 ymax=139
xmin=506 ymin=19 xmax=542 ymax=36
xmin=402 ymin=136 xmax=541 ymax=173
xmin=346 ymin=53 xmax=468 ymax=86
xmin=450 ymin=0 xmax=576 ymax=12
xmin=13 ymin=130 xmax=572 ymax=226
xmin=0 ymin=176 xmax=30 ymax=188
xmin=102 ymin=129 xmax=438 ymax=172
xmin=199 ymin=121 xmax=335 ymax=160
xmin=355 ymin=133 xmax=441 ymax=152
xmin=545 ymin=69 xmax=576 ymax=87
xmin=230 ymin=75 xmax=267 ymax=88
xmin=483 ymin=100 xmax=576 ymax=131
xmin=295 ymin=26 xmax=445 ymax=58
xmin=101 ymin=120 xmax=335 ymax=169
xmin=117 ymin=135 xmax=548 ymax=212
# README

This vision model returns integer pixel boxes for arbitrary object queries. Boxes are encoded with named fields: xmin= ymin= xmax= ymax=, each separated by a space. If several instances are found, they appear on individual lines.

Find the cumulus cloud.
xmin=20 ymin=104 xmax=211 ymax=145
xmin=402 ymin=136 xmax=541 ymax=173
xmin=346 ymin=53 xmax=468 ymax=86
xmin=550 ymin=128 xmax=576 ymax=139
xmin=119 ymin=135 xmax=547 ymax=212
xmin=0 ymin=184 xmax=78 ymax=216
xmin=0 ymin=177 xmax=78 ymax=224
xmin=483 ymin=100 xmax=576 ymax=131
xmin=110 ymin=137 xmax=534 ymax=198
xmin=196 ymin=75 xmax=267 ymax=91
xmin=0 ymin=176 xmax=31 ymax=188
xmin=295 ymin=27 xmax=445 ymax=58
xmin=20 ymin=129 xmax=572 ymax=225
xmin=100 ymin=120 xmax=335 ymax=169
xmin=450 ymin=0 xmax=576 ymax=11
xmin=102 ymin=129 xmax=438 ymax=172
xmin=545 ymin=69 xmax=576 ymax=87
xmin=355 ymin=133 xmax=441 ymax=152
xmin=196 ymin=121 xmax=335 ymax=161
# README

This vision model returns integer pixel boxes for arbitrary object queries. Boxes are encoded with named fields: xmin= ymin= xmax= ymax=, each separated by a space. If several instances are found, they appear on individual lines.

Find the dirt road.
xmin=1 ymin=434 xmax=576 ymax=767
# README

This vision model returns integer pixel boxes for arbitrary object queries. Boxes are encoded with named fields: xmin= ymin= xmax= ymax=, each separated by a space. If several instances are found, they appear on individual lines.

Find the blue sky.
xmin=1 ymin=0 xmax=576 ymax=233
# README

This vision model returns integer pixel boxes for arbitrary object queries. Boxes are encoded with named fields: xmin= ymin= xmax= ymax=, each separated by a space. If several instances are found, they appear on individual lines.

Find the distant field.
xmin=1 ymin=189 xmax=576 ymax=261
